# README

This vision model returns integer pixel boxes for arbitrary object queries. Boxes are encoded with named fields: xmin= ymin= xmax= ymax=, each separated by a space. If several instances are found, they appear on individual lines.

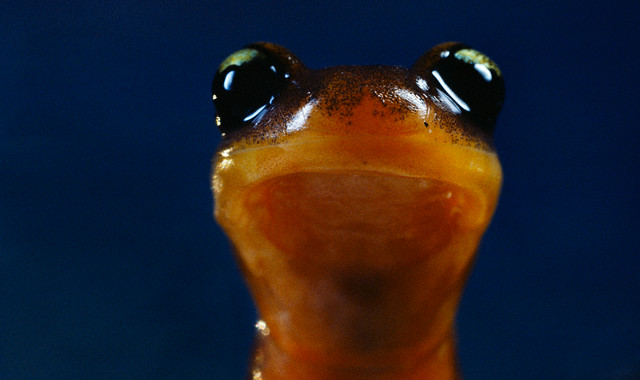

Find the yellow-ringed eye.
xmin=413 ymin=43 xmax=505 ymax=133
xmin=211 ymin=45 xmax=294 ymax=134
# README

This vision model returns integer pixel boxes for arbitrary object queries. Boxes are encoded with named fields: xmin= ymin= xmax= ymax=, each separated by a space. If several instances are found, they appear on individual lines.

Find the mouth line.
xmin=218 ymin=133 xmax=495 ymax=158
xmin=215 ymin=135 xmax=501 ymax=194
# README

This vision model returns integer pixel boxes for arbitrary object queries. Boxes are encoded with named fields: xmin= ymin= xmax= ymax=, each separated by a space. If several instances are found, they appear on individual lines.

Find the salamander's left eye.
xmin=211 ymin=44 xmax=297 ymax=134
xmin=413 ymin=43 xmax=505 ymax=133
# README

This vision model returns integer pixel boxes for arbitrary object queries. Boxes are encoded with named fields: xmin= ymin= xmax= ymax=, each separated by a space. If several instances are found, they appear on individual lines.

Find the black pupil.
xmin=431 ymin=51 xmax=504 ymax=132
xmin=212 ymin=52 xmax=288 ymax=133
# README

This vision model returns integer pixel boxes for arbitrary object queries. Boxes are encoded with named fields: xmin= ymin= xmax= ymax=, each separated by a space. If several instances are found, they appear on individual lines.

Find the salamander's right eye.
xmin=412 ymin=42 xmax=505 ymax=134
xmin=212 ymin=45 xmax=295 ymax=134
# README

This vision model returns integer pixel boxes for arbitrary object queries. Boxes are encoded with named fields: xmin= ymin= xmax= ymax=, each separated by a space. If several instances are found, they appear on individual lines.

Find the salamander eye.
xmin=211 ymin=44 xmax=295 ymax=134
xmin=413 ymin=43 xmax=505 ymax=133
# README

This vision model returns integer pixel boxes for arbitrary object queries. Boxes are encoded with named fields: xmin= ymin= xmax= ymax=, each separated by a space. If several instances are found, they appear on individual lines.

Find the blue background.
xmin=2 ymin=1 xmax=639 ymax=379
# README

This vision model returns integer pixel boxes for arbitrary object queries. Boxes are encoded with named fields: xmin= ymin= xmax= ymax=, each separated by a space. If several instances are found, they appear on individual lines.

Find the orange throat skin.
xmin=213 ymin=133 xmax=501 ymax=379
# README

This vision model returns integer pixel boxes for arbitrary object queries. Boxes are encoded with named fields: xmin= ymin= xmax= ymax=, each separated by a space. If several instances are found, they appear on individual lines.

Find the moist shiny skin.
xmin=211 ymin=42 xmax=503 ymax=379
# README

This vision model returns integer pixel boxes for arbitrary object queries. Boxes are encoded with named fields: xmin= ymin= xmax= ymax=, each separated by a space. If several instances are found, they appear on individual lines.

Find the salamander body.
xmin=211 ymin=42 xmax=504 ymax=379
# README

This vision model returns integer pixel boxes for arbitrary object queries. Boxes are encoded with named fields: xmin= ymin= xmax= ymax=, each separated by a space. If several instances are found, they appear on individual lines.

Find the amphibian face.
xmin=211 ymin=42 xmax=504 ymax=379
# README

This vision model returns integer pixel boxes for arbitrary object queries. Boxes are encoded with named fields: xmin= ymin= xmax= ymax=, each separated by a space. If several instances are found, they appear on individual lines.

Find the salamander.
xmin=211 ymin=42 xmax=504 ymax=379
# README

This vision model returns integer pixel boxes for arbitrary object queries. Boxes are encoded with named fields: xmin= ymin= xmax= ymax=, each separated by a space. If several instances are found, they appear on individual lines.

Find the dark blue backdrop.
xmin=2 ymin=1 xmax=639 ymax=379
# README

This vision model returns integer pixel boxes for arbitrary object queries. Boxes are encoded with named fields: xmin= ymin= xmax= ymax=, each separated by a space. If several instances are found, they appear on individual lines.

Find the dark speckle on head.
xmin=211 ymin=42 xmax=504 ymax=151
